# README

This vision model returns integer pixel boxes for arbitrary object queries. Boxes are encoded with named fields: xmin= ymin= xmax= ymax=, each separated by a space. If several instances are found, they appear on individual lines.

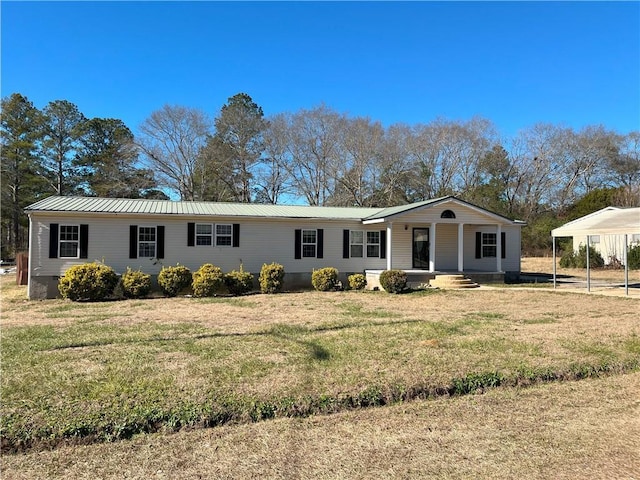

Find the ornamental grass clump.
xmin=312 ymin=267 xmax=339 ymax=292
xmin=121 ymin=268 xmax=151 ymax=299
xmin=348 ymin=273 xmax=367 ymax=291
xmin=191 ymin=264 xmax=224 ymax=297
xmin=58 ymin=262 xmax=119 ymax=301
xmin=379 ymin=269 xmax=407 ymax=294
xmin=259 ymin=262 xmax=285 ymax=294
xmin=158 ymin=264 xmax=192 ymax=297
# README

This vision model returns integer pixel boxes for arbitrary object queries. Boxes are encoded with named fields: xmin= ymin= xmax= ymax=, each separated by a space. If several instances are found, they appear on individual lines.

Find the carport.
xmin=551 ymin=207 xmax=640 ymax=296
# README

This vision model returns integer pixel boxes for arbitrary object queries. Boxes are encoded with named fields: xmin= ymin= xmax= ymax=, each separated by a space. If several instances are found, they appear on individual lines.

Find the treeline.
xmin=2 ymin=92 xmax=639 ymax=258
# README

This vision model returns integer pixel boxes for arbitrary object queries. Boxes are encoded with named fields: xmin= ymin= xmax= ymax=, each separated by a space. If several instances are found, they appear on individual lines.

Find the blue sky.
xmin=2 ymin=1 xmax=639 ymax=138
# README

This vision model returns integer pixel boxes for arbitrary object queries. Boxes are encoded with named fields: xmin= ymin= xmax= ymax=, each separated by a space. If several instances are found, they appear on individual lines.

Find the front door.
xmin=412 ymin=228 xmax=430 ymax=269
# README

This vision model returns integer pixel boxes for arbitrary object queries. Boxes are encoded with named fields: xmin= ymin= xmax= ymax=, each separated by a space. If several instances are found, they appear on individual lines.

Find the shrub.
xmin=627 ymin=244 xmax=640 ymax=270
xmin=560 ymin=244 xmax=604 ymax=268
xmin=379 ymin=269 xmax=407 ymax=294
xmin=191 ymin=264 xmax=224 ymax=297
xmin=121 ymin=268 xmax=152 ymax=299
xmin=158 ymin=264 xmax=192 ymax=297
xmin=348 ymin=273 xmax=367 ymax=290
xmin=312 ymin=267 xmax=339 ymax=292
xmin=259 ymin=262 xmax=285 ymax=294
xmin=58 ymin=262 xmax=119 ymax=301
xmin=224 ymin=267 xmax=255 ymax=295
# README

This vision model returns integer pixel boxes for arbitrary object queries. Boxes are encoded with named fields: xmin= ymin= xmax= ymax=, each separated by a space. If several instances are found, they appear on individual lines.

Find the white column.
xmin=496 ymin=224 xmax=502 ymax=272
xmin=386 ymin=223 xmax=393 ymax=270
xmin=457 ymin=223 xmax=464 ymax=272
xmin=429 ymin=223 xmax=436 ymax=272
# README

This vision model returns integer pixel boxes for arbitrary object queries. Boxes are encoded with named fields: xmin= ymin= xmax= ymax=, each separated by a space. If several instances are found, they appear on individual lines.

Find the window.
xmin=632 ymin=234 xmax=640 ymax=244
xmin=589 ymin=235 xmax=600 ymax=244
xmin=441 ymin=209 xmax=456 ymax=219
xmin=216 ymin=224 xmax=232 ymax=246
xmin=196 ymin=224 xmax=213 ymax=246
xmin=350 ymin=230 xmax=363 ymax=258
xmin=59 ymin=225 xmax=79 ymax=258
xmin=138 ymin=226 xmax=156 ymax=258
xmin=302 ymin=229 xmax=317 ymax=257
xmin=367 ymin=231 xmax=380 ymax=258
xmin=482 ymin=233 xmax=497 ymax=258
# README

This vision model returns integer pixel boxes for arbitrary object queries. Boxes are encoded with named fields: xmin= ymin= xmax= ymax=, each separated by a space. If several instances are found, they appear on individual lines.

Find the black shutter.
xmin=129 ymin=225 xmax=138 ymax=259
xmin=233 ymin=224 xmax=240 ymax=248
xmin=187 ymin=222 xmax=195 ymax=247
xmin=475 ymin=232 xmax=482 ymax=259
xmin=501 ymin=232 xmax=506 ymax=259
xmin=294 ymin=229 xmax=302 ymax=259
xmin=317 ymin=229 xmax=324 ymax=259
xmin=79 ymin=224 xmax=89 ymax=259
xmin=343 ymin=230 xmax=350 ymax=259
xmin=380 ymin=230 xmax=386 ymax=259
xmin=157 ymin=226 xmax=165 ymax=259
xmin=49 ymin=223 xmax=59 ymax=259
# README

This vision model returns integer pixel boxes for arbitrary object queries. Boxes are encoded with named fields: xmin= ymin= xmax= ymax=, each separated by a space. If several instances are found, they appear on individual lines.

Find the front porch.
xmin=365 ymin=269 xmax=507 ymax=290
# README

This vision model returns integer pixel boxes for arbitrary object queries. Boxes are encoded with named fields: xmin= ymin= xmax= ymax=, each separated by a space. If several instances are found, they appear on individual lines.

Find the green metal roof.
xmin=25 ymin=196 xmax=384 ymax=220
xmin=362 ymin=196 xmax=449 ymax=220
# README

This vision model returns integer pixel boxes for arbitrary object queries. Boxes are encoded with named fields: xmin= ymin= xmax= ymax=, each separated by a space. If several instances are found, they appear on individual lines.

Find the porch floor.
xmin=364 ymin=270 xmax=506 ymax=290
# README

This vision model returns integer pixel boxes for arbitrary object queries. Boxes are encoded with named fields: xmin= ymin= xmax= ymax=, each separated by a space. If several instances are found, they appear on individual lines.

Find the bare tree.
xmin=137 ymin=105 xmax=211 ymax=201
xmin=255 ymin=113 xmax=292 ymax=204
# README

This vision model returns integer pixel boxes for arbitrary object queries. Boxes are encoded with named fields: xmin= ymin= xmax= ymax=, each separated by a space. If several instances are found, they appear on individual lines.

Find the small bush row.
xmin=59 ymin=262 xmax=288 ymax=301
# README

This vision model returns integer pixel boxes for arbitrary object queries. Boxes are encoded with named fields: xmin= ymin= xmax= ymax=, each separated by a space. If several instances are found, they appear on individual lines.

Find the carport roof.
xmin=551 ymin=207 xmax=640 ymax=237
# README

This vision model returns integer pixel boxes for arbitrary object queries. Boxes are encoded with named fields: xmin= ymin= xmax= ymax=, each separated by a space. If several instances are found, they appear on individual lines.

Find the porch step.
xmin=429 ymin=274 xmax=480 ymax=289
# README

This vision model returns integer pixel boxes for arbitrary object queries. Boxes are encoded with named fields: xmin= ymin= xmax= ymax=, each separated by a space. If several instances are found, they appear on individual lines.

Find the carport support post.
xmin=624 ymin=234 xmax=629 ymax=296
xmin=586 ymin=235 xmax=590 ymax=293
xmin=552 ymin=236 xmax=557 ymax=289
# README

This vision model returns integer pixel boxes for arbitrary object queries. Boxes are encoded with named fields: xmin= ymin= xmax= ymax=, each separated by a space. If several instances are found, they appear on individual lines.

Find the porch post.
xmin=386 ymin=223 xmax=393 ymax=270
xmin=496 ymin=224 xmax=502 ymax=272
xmin=457 ymin=223 xmax=464 ymax=272
xmin=429 ymin=223 xmax=436 ymax=272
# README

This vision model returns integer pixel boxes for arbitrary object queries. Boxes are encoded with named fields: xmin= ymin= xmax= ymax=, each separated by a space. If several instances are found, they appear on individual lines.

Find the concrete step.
xmin=429 ymin=274 xmax=480 ymax=289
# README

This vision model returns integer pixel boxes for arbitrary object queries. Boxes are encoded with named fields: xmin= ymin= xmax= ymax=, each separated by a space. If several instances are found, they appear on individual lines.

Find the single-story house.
xmin=25 ymin=195 xmax=525 ymax=299
xmin=551 ymin=207 xmax=640 ymax=265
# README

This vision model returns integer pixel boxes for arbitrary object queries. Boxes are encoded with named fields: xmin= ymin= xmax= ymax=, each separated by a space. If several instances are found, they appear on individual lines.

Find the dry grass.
xmin=2 ymin=269 xmax=639 ymax=478
xmin=2 ymin=372 xmax=638 ymax=479
xmin=522 ymin=256 xmax=640 ymax=283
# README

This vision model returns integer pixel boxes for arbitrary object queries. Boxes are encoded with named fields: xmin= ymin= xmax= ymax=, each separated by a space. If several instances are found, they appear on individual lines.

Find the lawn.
xmin=1 ymin=268 xmax=639 ymax=478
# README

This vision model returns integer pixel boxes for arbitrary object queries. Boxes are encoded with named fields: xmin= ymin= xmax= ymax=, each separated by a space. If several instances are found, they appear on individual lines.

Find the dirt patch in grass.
xmin=2 ymin=372 xmax=638 ymax=480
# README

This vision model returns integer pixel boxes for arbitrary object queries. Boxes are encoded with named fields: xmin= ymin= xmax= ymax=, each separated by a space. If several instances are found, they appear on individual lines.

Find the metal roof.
xmin=25 ymin=196 xmax=384 ymax=220
xmin=552 ymin=207 xmax=640 ymax=237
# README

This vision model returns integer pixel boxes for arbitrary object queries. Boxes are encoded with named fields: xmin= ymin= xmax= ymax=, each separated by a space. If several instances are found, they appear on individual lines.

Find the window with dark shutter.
xmin=343 ymin=230 xmax=350 ymax=259
xmin=129 ymin=225 xmax=138 ymax=259
xmin=501 ymin=232 xmax=506 ymax=259
xmin=49 ymin=223 xmax=59 ymax=259
xmin=380 ymin=230 xmax=387 ymax=259
xmin=79 ymin=224 xmax=89 ymax=259
xmin=294 ymin=229 xmax=302 ymax=259
xmin=475 ymin=232 xmax=482 ymax=259
xmin=317 ymin=229 xmax=324 ymax=259
xmin=187 ymin=223 xmax=195 ymax=247
xmin=157 ymin=226 xmax=165 ymax=259
xmin=233 ymin=224 xmax=240 ymax=248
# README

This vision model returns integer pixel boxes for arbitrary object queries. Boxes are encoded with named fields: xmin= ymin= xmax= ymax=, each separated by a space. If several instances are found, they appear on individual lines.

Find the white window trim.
xmin=366 ymin=231 xmax=380 ymax=258
xmin=482 ymin=232 xmax=497 ymax=258
xmin=350 ymin=230 xmax=364 ymax=258
xmin=215 ymin=223 xmax=233 ymax=247
xmin=138 ymin=226 xmax=157 ymax=258
xmin=302 ymin=229 xmax=317 ymax=258
xmin=195 ymin=223 xmax=213 ymax=246
xmin=59 ymin=224 xmax=80 ymax=259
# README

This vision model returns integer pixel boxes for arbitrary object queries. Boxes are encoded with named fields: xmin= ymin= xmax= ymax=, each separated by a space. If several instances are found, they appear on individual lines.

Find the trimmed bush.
xmin=224 ymin=267 xmax=255 ymax=296
xmin=560 ymin=244 xmax=604 ymax=268
xmin=192 ymin=264 xmax=224 ymax=297
xmin=121 ymin=268 xmax=152 ymax=299
xmin=628 ymin=244 xmax=640 ymax=270
xmin=312 ymin=267 xmax=339 ymax=292
xmin=58 ymin=262 xmax=119 ymax=301
xmin=259 ymin=262 xmax=285 ymax=294
xmin=379 ymin=269 xmax=407 ymax=294
xmin=158 ymin=264 xmax=192 ymax=297
xmin=348 ymin=273 xmax=367 ymax=290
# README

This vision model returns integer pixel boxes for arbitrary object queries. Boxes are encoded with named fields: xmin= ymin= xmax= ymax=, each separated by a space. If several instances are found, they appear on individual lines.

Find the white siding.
xmin=572 ymin=233 xmax=639 ymax=265
xmin=28 ymin=214 xmax=388 ymax=278
xmin=435 ymin=224 xmax=458 ymax=270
